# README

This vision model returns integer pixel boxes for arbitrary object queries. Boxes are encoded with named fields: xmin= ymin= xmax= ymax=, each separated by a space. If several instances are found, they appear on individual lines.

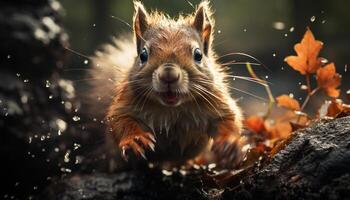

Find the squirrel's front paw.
xmin=212 ymin=134 xmax=241 ymax=165
xmin=119 ymin=131 xmax=156 ymax=161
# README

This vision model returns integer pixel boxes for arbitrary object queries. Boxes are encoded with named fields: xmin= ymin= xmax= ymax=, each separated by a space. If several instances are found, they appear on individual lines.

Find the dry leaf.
xmin=318 ymin=99 xmax=350 ymax=118
xmin=276 ymin=95 xmax=300 ymax=111
xmin=244 ymin=116 xmax=266 ymax=134
xmin=327 ymin=99 xmax=343 ymax=117
xmin=267 ymin=122 xmax=292 ymax=139
xmin=285 ymin=28 xmax=323 ymax=75
xmin=316 ymin=63 xmax=341 ymax=98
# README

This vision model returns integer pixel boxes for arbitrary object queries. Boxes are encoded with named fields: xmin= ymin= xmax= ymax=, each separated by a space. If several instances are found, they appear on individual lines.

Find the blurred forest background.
xmin=61 ymin=0 xmax=350 ymax=116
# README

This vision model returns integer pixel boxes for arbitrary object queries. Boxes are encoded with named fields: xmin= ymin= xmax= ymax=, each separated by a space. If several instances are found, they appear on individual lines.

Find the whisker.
xmin=110 ymin=15 xmax=133 ymax=30
xmin=184 ymin=0 xmax=195 ymax=8
xmin=140 ymin=87 xmax=153 ymax=112
xmin=64 ymin=46 xmax=92 ymax=60
xmin=219 ymin=52 xmax=270 ymax=72
xmin=226 ymin=85 xmax=268 ymax=102
xmin=190 ymin=87 xmax=219 ymax=116
xmin=228 ymin=75 xmax=270 ymax=86
xmin=193 ymin=84 xmax=221 ymax=101
xmin=221 ymin=61 xmax=261 ymax=67
xmin=71 ymin=77 xmax=115 ymax=83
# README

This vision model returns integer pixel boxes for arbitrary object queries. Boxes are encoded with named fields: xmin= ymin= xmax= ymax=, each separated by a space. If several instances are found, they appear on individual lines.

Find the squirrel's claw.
xmin=119 ymin=132 xmax=156 ymax=161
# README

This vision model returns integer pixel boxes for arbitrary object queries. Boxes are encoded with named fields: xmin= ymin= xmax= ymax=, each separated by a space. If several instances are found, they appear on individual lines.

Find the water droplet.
xmin=345 ymin=64 xmax=348 ymax=72
xmin=272 ymin=21 xmax=285 ymax=30
xmin=64 ymin=150 xmax=71 ymax=163
xmin=289 ymin=93 xmax=294 ymax=98
xmin=73 ymin=143 xmax=81 ymax=150
xmin=55 ymin=119 xmax=67 ymax=133
xmin=57 ymin=130 xmax=61 ymax=136
xmin=272 ymin=53 xmax=276 ymax=57
xmin=45 ymin=80 xmax=51 ymax=88
xmin=49 ymin=95 xmax=53 ymax=99
xmin=284 ymin=33 xmax=288 ymax=37
xmin=7 ymin=55 xmax=11 ymax=59
xmin=162 ymin=169 xmax=173 ymax=176
xmin=289 ymin=27 xmax=295 ymax=32
xmin=322 ymin=20 xmax=326 ymax=24
xmin=321 ymin=58 xmax=328 ymax=63
xmin=60 ymin=168 xmax=72 ymax=173
xmin=208 ymin=163 xmax=216 ymax=169
xmin=92 ymin=23 xmax=96 ymax=27
xmin=40 ymin=135 xmax=46 ymax=141
xmin=28 ymin=136 xmax=32 ymax=144
xmin=23 ymin=79 xmax=29 ymax=83
xmin=72 ymin=116 xmax=80 ymax=121
xmin=265 ymin=75 xmax=269 ymax=79
xmin=84 ymin=60 xmax=89 ymax=65
xmin=300 ymin=85 xmax=307 ymax=90
xmin=75 ymin=156 xmax=83 ymax=164
xmin=16 ymin=73 xmax=20 ymax=77
xmin=54 ymin=147 xmax=59 ymax=152
xmin=21 ymin=95 xmax=28 ymax=104
xmin=243 ymin=28 xmax=247 ymax=32
xmin=310 ymin=16 xmax=316 ymax=22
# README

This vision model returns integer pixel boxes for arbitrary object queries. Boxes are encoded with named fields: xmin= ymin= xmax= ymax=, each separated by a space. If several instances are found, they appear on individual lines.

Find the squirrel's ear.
xmin=192 ymin=1 xmax=214 ymax=55
xmin=133 ymin=1 xmax=149 ymax=53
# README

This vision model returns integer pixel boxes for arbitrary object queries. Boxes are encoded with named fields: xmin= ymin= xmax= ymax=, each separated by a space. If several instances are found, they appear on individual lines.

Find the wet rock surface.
xmin=43 ymin=117 xmax=350 ymax=200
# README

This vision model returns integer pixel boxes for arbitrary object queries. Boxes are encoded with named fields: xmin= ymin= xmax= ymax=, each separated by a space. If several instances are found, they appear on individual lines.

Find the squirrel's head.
xmin=129 ymin=1 xmax=218 ymax=107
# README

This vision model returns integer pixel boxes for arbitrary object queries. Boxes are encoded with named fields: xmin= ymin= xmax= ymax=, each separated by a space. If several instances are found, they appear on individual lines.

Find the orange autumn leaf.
xmin=244 ymin=116 xmax=266 ymax=133
xmin=266 ymin=121 xmax=292 ymax=140
xmin=327 ymin=99 xmax=344 ymax=117
xmin=276 ymin=95 xmax=300 ymax=111
xmin=316 ymin=63 xmax=341 ymax=98
xmin=285 ymin=28 xmax=323 ymax=75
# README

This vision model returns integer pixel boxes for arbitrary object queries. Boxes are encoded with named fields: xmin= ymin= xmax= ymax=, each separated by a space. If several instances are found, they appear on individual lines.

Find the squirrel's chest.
xmin=135 ymin=109 xmax=218 ymax=161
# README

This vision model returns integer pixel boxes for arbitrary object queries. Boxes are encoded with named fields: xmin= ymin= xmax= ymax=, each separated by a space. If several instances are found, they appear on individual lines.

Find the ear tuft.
xmin=192 ymin=1 xmax=214 ymax=55
xmin=133 ymin=1 xmax=149 ymax=53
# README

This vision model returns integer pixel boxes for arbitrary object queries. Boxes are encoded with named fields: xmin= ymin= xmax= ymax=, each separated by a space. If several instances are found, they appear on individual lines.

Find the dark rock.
xmin=42 ymin=117 xmax=350 ymax=200
xmin=223 ymin=116 xmax=350 ymax=200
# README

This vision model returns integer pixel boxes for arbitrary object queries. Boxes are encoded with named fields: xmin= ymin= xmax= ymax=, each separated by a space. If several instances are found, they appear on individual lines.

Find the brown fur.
xmin=91 ymin=1 xmax=244 ymax=166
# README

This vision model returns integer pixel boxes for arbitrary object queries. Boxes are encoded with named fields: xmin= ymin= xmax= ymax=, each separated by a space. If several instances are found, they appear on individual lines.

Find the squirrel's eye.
xmin=193 ymin=48 xmax=202 ymax=62
xmin=140 ymin=48 xmax=148 ymax=63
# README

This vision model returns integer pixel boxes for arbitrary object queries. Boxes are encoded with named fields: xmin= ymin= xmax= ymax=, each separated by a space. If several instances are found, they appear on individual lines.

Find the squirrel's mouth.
xmin=160 ymin=91 xmax=180 ymax=106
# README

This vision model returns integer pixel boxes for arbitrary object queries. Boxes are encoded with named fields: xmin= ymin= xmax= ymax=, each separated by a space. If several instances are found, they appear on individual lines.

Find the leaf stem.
xmin=246 ymin=63 xmax=275 ymax=119
xmin=300 ymin=74 xmax=319 ymax=111
xmin=306 ymin=74 xmax=312 ymax=94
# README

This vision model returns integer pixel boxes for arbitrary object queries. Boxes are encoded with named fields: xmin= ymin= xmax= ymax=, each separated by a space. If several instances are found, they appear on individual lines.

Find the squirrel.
xmin=91 ymin=1 xmax=244 ymax=167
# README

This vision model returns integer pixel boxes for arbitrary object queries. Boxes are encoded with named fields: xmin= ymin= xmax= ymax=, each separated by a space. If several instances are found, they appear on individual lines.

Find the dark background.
xmin=61 ymin=0 xmax=350 ymax=116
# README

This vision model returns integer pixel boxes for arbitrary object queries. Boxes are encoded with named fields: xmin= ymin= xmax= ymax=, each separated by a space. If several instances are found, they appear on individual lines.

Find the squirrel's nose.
xmin=159 ymin=65 xmax=180 ymax=84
